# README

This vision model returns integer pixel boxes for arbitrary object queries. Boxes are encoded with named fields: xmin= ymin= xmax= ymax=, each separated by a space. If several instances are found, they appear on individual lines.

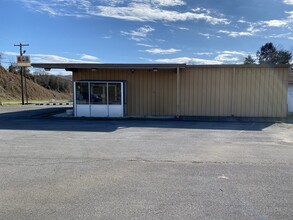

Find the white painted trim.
xmin=73 ymin=82 xmax=77 ymax=117
xmin=74 ymin=81 xmax=125 ymax=117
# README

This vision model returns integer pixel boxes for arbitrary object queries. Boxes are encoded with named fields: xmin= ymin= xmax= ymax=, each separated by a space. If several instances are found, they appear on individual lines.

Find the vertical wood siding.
xmin=73 ymin=65 xmax=288 ymax=117
xmin=181 ymin=66 xmax=288 ymax=117
xmin=73 ymin=69 xmax=177 ymax=116
xmin=180 ymin=67 xmax=233 ymax=116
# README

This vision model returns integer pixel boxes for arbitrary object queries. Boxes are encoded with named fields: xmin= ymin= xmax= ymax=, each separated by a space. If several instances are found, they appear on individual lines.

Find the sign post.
xmin=17 ymin=56 xmax=31 ymax=104
xmin=14 ymin=43 xmax=30 ymax=105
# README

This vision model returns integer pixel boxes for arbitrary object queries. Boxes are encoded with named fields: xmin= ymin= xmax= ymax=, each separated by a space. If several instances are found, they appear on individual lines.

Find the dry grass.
xmin=0 ymin=66 xmax=72 ymax=102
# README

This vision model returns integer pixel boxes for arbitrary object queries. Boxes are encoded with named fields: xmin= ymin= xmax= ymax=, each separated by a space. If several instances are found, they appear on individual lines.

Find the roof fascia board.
xmin=31 ymin=63 xmax=186 ymax=70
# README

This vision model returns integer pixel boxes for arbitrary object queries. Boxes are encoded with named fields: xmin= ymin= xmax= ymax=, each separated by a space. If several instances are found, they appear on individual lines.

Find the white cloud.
xmin=179 ymin=27 xmax=190 ymax=31
xmin=137 ymin=43 xmax=156 ymax=47
xmin=195 ymin=52 xmax=214 ymax=56
xmin=237 ymin=19 xmax=248 ymax=24
xmin=283 ymin=0 xmax=293 ymax=5
xmin=31 ymin=54 xmax=89 ymax=63
xmin=257 ymin=11 xmax=293 ymax=29
xmin=38 ymin=4 xmax=59 ymax=16
xmin=199 ymin=33 xmax=212 ymax=39
xmin=218 ymin=21 xmax=265 ymax=37
xmin=145 ymin=48 xmax=181 ymax=54
xmin=218 ymin=30 xmax=253 ymax=38
xmin=266 ymin=32 xmax=293 ymax=39
xmin=219 ymin=51 xmax=248 ymax=56
xmin=215 ymin=51 xmax=248 ymax=63
xmin=155 ymin=50 xmax=249 ymax=65
xmin=152 ymin=0 xmax=186 ymax=7
xmin=121 ymin=25 xmax=155 ymax=41
xmin=263 ymin=20 xmax=288 ymax=27
xmin=96 ymin=3 xmax=229 ymax=24
xmin=192 ymin=7 xmax=218 ymax=16
xmin=199 ymin=33 xmax=220 ymax=39
xmin=101 ymin=0 xmax=185 ymax=7
xmin=215 ymin=54 xmax=240 ymax=62
xmin=47 ymin=69 xmax=73 ymax=76
xmin=218 ymin=9 xmax=293 ymax=39
xmin=154 ymin=57 xmax=222 ymax=65
xmin=80 ymin=54 xmax=99 ymax=61
xmin=3 ymin=52 xmax=19 ymax=56
xmin=20 ymin=0 xmax=230 ymax=25
xmin=287 ymin=11 xmax=293 ymax=18
xmin=121 ymin=25 xmax=155 ymax=37
xmin=21 ymin=0 xmax=89 ymax=17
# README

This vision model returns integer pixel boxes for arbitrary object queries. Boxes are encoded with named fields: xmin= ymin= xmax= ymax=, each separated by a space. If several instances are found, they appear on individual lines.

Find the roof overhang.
xmin=31 ymin=63 xmax=186 ymax=71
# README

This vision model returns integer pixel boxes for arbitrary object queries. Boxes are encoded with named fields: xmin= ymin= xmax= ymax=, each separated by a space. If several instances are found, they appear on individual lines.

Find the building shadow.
xmin=0 ymin=107 xmax=275 ymax=132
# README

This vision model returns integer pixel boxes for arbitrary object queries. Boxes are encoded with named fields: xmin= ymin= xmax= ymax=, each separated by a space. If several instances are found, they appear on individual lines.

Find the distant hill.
xmin=0 ymin=65 xmax=72 ymax=101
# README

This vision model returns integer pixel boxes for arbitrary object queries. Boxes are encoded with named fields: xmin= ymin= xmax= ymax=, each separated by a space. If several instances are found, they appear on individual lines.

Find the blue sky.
xmin=0 ymin=0 xmax=293 ymax=72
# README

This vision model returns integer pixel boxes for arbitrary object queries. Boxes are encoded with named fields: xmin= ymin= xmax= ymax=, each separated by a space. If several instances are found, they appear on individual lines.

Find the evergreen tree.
xmin=256 ymin=42 xmax=292 ymax=64
xmin=243 ymin=55 xmax=255 ymax=64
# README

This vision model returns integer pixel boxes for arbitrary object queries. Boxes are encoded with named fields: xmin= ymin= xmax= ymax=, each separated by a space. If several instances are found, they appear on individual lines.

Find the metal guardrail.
xmin=35 ymin=102 xmax=73 ymax=106
xmin=0 ymin=101 xmax=73 ymax=106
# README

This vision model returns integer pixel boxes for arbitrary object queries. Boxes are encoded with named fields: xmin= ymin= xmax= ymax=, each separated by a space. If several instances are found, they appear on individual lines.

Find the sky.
xmin=0 ymin=0 xmax=293 ymax=74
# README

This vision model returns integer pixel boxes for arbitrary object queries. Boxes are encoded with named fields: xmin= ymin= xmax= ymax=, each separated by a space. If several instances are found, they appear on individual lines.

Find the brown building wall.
xmin=180 ymin=67 xmax=233 ymax=116
xmin=181 ymin=66 xmax=288 ymax=117
xmin=289 ymin=70 xmax=293 ymax=84
xmin=73 ymin=65 xmax=288 ymax=117
xmin=73 ymin=69 xmax=177 ymax=116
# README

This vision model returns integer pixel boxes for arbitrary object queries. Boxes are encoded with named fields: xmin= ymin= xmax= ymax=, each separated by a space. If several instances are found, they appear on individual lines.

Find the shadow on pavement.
xmin=0 ymin=107 xmax=274 ymax=132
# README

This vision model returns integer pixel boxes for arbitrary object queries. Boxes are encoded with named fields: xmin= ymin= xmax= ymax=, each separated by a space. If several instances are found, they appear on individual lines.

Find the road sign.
xmin=17 ymin=56 xmax=31 ymax=67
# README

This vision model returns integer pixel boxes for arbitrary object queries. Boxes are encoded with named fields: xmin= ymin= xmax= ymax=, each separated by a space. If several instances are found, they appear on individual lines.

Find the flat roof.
xmin=31 ymin=63 xmax=291 ymax=71
xmin=31 ymin=63 xmax=186 ymax=71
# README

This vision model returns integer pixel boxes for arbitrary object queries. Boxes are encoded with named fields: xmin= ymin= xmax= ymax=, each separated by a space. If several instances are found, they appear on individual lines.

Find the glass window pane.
xmin=76 ymin=82 xmax=89 ymax=104
xmin=91 ymin=83 xmax=107 ymax=104
xmin=108 ymin=83 xmax=121 ymax=105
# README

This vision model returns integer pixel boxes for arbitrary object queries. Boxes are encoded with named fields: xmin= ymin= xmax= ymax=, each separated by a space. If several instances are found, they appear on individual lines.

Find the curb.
xmin=35 ymin=103 xmax=72 ymax=106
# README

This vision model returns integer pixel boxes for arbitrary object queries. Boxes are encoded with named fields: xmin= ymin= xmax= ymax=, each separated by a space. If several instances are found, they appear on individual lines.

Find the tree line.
xmin=244 ymin=42 xmax=292 ymax=65
xmin=4 ymin=65 xmax=72 ymax=94
xmin=32 ymin=70 xmax=72 ymax=93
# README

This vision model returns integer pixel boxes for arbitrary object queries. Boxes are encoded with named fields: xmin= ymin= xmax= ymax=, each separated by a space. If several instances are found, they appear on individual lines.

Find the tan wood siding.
xmin=289 ymin=70 xmax=293 ymax=84
xmin=73 ymin=69 xmax=177 ymax=116
xmin=180 ymin=67 xmax=233 ymax=116
xmin=73 ymin=65 xmax=288 ymax=118
xmin=180 ymin=66 xmax=288 ymax=117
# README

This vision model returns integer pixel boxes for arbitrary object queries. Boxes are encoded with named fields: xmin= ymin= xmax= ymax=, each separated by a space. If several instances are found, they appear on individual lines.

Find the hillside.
xmin=0 ymin=66 xmax=72 ymax=102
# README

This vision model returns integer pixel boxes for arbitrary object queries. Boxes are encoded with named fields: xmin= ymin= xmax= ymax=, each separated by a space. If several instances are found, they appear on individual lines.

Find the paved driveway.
xmin=0 ymin=106 xmax=293 ymax=219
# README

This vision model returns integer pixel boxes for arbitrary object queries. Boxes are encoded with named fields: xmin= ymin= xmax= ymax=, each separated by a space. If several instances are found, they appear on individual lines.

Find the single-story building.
xmin=32 ymin=63 xmax=290 ymax=118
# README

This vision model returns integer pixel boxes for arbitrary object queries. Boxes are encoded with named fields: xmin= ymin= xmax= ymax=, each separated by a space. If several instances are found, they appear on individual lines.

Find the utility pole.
xmin=14 ymin=43 xmax=29 ymax=105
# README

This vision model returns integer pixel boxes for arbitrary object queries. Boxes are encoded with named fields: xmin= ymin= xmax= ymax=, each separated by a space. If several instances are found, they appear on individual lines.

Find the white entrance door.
xmin=75 ymin=81 xmax=124 ymax=117
xmin=75 ymin=82 xmax=90 ymax=117
xmin=108 ymin=83 xmax=124 ymax=117
xmin=90 ymin=83 xmax=108 ymax=117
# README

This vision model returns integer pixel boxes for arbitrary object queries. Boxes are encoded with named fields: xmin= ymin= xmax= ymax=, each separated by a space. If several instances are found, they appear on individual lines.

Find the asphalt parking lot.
xmin=0 ymin=106 xmax=293 ymax=219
